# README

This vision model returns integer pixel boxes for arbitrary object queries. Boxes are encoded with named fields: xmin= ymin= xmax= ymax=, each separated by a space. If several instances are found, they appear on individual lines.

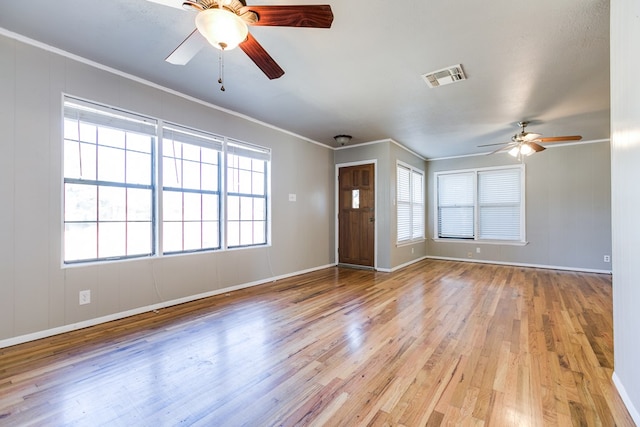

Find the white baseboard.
xmin=425 ymin=256 xmax=612 ymax=274
xmin=613 ymin=372 xmax=640 ymax=425
xmin=0 ymin=264 xmax=334 ymax=349
xmin=379 ymin=255 xmax=429 ymax=273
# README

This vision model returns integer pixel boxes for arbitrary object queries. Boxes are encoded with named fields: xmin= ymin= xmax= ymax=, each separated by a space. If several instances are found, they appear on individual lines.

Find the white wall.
xmin=0 ymin=34 xmax=335 ymax=344
xmin=610 ymin=0 xmax=640 ymax=422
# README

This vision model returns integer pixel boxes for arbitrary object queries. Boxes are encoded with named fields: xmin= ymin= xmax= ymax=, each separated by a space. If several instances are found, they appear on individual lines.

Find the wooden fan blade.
xmin=527 ymin=142 xmax=546 ymax=152
xmin=241 ymin=5 xmax=334 ymax=28
xmin=537 ymin=135 xmax=582 ymax=142
xmin=239 ymin=33 xmax=285 ymax=80
xmin=165 ymin=29 xmax=208 ymax=65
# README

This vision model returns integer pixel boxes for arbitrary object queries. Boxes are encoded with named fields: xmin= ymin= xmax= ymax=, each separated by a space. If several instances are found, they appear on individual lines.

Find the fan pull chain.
xmin=218 ymin=45 xmax=226 ymax=92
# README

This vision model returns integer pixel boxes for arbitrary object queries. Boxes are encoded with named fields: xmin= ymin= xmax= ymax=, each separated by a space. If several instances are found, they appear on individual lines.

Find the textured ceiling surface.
xmin=0 ymin=0 xmax=610 ymax=158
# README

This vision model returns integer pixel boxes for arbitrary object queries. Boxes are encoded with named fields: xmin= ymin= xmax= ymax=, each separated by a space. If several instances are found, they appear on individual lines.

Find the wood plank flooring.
xmin=0 ymin=260 xmax=635 ymax=426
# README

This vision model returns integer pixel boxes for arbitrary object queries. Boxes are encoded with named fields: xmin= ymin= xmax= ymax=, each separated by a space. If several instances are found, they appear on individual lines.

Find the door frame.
xmin=335 ymin=160 xmax=378 ymax=270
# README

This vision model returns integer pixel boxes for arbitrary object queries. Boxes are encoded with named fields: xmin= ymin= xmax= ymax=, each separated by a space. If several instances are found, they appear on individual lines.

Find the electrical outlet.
xmin=604 ymin=255 xmax=611 ymax=263
xmin=79 ymin=290 xmax=91 ymax=305
xmin=476 ymin=247 xmax=481 ymax=254
xmin=467 ymin=252 xmax=473 ymax=258
xmin=288 ymin=193 xmax=296 ymax=202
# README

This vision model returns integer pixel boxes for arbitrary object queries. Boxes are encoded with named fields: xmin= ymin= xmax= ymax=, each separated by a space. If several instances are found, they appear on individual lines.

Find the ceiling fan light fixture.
xmin=195 ymin=7 xmax=248 ymax=50
xmin=520 ymin=143 xmax=534 ymax=156
xmin=509 ymin=143 xmax=535 ymax=158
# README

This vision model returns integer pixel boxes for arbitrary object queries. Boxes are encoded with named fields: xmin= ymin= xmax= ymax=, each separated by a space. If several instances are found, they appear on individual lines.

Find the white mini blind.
xmin=227 ymin=139 xmax=271 ymax=161
xmin=397 ymin=165 xmax=411 ymax=242
xmin=436 ymin=166 xmax=524 ymax=241
xmin=64 ymin=98 xmax=157 ymax=136
xmin=163 ymin=125 xmax=223 ymax=151
xmin=411 ymin=170 xmax=425 ymax=239
xmin=397 ymin=163 xmax=425 ymax=243
xmin=478 ymin=168 xmax=521 ymax=240
xmin=437 ymin=172 xmax=475 ymax=238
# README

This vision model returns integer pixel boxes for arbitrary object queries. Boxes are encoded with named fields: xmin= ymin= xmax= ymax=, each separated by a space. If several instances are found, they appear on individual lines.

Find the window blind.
xmin=397 ymin=163 xmax=425 ymax=243
xmin=478 ymin=168 xmax=521 ymax=240
xmin=64 ymin=99 xmax=156 ymax=136
xmin=437 ymin=172 xmax=475 ymax=238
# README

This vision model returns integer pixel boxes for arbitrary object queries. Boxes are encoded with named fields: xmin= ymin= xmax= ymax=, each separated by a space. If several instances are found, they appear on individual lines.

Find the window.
xmin=63 ymin=97 xmax=270 ymax=264
xmin=226 ymin=140 xmax=270 ymax=248
xmin=63 ymin=99 xmax=156 ymax=263
xmin=162 ymin=126 xmax=222 ymax=254
xmin=397 ymin=163 xmax=425 ymax=243
xmin=435 ymin=165 xmax=524 ymax=242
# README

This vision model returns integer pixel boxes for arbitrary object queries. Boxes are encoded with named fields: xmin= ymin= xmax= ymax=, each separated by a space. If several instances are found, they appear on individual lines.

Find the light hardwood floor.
xmin=0 ymin=260 xmax=635 ymax=426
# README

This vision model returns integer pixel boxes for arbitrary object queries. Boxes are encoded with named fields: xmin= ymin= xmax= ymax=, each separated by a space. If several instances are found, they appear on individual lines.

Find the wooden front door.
xmin=338 ymin=164 xmax=375 ymax=267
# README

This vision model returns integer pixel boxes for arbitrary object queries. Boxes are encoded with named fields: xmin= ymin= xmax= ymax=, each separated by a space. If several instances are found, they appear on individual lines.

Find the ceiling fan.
xmin=479 ymin=121 xmax=582 ymax=158
xmin=149 ymin=0 xmax=333 ymax=81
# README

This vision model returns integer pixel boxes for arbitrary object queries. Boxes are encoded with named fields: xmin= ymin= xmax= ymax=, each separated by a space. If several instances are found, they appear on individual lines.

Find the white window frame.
xmin=62 ymin=95 xmax=271 ymax=266
xmin=434 ymin=164 xmax=526 ymax=245
xmin=396 ymin=161 xmax=425 ymax=245
xmin=63 ymin=98 xmax=157 ymax=264
xmin=160 ymin=124 xmax=224 ymax=255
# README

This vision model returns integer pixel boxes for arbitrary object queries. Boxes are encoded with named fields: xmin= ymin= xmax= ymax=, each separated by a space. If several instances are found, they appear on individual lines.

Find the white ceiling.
xmin=0 ymin=0 xmax=610 ymax=159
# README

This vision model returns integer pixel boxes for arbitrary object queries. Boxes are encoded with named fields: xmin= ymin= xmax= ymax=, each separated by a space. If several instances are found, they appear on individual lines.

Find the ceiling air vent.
xmin=421 ymin=64 xmax=466 ymax=88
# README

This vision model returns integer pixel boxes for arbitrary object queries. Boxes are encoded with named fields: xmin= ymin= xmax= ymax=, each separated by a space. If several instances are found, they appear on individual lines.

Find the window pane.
xmin=240 ymin=221 xmax=253 ymax=245
xmin=98 ymin=222 xmax=126 ymax=258
xmin=128 ymin=188 xmax=152 ymax=221
xmin=228 ymin=196 xmax=240 ymax=221
xmin=98 ymin=186 xmax=126 ymax=221
xmin=98 ymin=146 xmax=125 ymax=182
xmin=126 ymin=151 xmax=151 ymax=185
xmin=239 ymin=170 xmax=252 ymax=194
xmin=182 ymin=143 xmax=201 ymax=162
xmin=128 ymin=222 xmax=152 ymax=255
xmin=183 ymin=222 xmax=201 ymax=251
xmin=163 ymin=156 xmax=182 ymax=188
xmin=79 ymin=122 xmax=97 ymax=144
xmin=203 ymin=221 xmax=219 ymax=249
xmin=127 ymin=132 xmax=152 ymax=153
xmin=479 ymin=206 xmax=520 ymax=240
xmin=252 ymin=171 xmax=265 ymax=196
xmin=65 ymin=184 xmax=97 ymax=222
xmin=183 ymin=192 xmax=202 ymax=221
xmin=98 ymin=127 xmax=125 ymax=149
xmin=240 ymin=197 xmax=253 ymax=221
xmin=163 ymin=191 xmax=182 ymax=222
xmin=202 ymin=164 xmax=218 ymax=191
xmin=352 ymin=189 xmax=360 ymax=209
xmin=64 ymin=118 xmax=79 ymax=140
xmin=202 ymin=194 xmax=219 ymax=221
xmin=253 ymin=198 xmax=265 ymax=221
xmin=397 ymin=204 xmax=411 ymax=241
xmin=65 ymin=223 xmax=97 ymax=261
xmin=439 ymin=206 xmax=474 ymax=238
xmin=252 ymin=159 xmax=265 ymax=173
xmin=163 ymin=222 xmax=182 ymax=253
xmin=228 ymin=221 xmax=240 ymax=247
xmin=182 ymin=160 xmax=201 ymax=190
xmin=253 ymin=221 xmax=266 ymax=244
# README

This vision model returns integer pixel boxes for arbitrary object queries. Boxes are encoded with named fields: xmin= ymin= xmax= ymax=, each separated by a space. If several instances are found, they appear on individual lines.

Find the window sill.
xmin=396 ymin=238 xmax=426 ymax=248
xmin=432 ymin=238 xmax=528 ymax=246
